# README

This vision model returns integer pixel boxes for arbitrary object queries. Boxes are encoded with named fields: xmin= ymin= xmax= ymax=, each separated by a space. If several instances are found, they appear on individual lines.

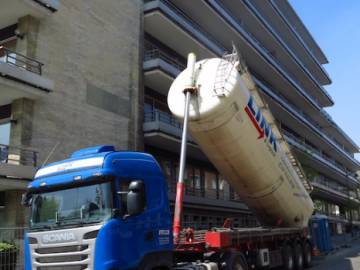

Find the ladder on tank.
xmin=213 ymin=47 xmax=238 ymax=96
xmin=219 ymin=45 xmax=313 ymax=193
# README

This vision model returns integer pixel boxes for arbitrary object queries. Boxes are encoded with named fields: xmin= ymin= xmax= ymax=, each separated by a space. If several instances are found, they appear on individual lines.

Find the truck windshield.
xmin=29 ymin=182 xmax=112 ymax=230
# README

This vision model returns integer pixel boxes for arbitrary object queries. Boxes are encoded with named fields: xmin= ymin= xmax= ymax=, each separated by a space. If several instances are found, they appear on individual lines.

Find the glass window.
xmin=204 ymin=171 xmax=217 ymax=190
xmin=193 ymin=168 xmax=201 ymax=190
xmin=0 ymin=122 xmax=10 ymax=145
xmin=30 ymin=181 xmax=112 ymax=230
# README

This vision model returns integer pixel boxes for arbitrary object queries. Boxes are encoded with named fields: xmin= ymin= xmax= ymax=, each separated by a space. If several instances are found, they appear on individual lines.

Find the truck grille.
xmin=37 ymin=266 xmax=87 ymax=270
xmin=34 ymin=244 xmax=89 ymax=270
xmin=36 ymin=245 xmax=88 ymax=254
xmin=36 ymin=255 xmax=88 ymax=263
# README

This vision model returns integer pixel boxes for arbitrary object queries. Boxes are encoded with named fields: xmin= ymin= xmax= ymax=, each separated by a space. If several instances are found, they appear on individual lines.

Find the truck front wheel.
xmin=223 ymin=252 xmax=248 ymax=270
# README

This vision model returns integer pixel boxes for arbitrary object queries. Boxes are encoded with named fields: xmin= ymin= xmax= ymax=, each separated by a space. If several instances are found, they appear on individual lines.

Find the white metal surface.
xmin=168 ymin=57 xmax=314 ymax=227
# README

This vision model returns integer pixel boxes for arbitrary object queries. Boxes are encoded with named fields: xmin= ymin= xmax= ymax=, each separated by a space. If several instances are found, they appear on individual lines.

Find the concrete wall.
xmin=14 ymin=0 xmax=143 ymax=163
xmin=0 ymin=190 xmax=28 ymax=227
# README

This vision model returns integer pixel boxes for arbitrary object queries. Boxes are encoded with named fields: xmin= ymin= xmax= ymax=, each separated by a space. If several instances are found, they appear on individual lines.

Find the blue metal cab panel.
xmin=26 ymin=146 xmax=173 ymax=269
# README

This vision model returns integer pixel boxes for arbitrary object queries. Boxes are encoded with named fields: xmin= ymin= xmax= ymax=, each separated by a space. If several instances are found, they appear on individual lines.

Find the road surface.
xmin=309 ymin=240 xmax=360 ymax=270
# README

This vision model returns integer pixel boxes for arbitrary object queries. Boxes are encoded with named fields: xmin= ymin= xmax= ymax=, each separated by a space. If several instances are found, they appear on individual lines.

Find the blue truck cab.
xmin=23 ymin=145 xmax=173 ymax=270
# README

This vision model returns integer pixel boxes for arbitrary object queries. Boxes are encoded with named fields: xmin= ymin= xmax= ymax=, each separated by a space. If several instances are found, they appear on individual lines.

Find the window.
xmin=30 ymin=182 xmax=113 ymax=230
xmin=204 ymin=171 xmax=217 ymax=199
xmin=218 ymin=175 xmax=230 ymax=200
xmin=0 ymin=122 xmax=10 ymax=145
xmin=0 ymin=39 xmax=17 ymax=64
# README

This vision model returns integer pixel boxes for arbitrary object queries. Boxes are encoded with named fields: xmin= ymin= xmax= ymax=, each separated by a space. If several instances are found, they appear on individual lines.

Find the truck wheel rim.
xmin=288 ymin=257 xmax=293 ymax=269
xmin=234 ymin=262 xmax=244 ymax=270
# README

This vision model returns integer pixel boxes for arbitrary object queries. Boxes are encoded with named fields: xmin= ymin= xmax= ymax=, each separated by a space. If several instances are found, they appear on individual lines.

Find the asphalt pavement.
xmin=309 ymin=239 xmax=360 ymax=270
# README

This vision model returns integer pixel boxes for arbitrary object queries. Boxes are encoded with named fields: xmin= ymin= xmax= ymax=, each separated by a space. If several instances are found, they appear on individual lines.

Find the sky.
xmin=288 ymin=0 xmax=360 ymax=161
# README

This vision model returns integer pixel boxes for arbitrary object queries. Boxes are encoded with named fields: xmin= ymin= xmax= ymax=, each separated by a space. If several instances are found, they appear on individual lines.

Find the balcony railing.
xmin=144 ymin=109 xmax=181 ymax=129
xmin=282 ymin=131 xmax=358 ymax=184
xmin=256 ymin=77 xmax=358 ymax=165
xmin=0 ymin=144 xmax=38 ymax=167
xmin=167 ymin=181 xmax=242 ymax=203
xmin=0 ymin=46 xmax=44 ymax=75
xmin=312 ymin=178 xmax=350 ymax=199
xmin=243 ymin=0 xmax=333 ymax=103
xmin=144 ymin=41 xmax=186 ymax=71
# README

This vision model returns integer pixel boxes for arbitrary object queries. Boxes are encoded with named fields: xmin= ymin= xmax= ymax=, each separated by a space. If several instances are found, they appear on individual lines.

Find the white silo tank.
xmin=168 ymin=58 xmax=314 ymax=228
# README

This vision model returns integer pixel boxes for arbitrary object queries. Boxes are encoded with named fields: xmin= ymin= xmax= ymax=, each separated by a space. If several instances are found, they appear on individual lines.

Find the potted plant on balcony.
xmin=0 ymin=242 xmax=17 ymax=270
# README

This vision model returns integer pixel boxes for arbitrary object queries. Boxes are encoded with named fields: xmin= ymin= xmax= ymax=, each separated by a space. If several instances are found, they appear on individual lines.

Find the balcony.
xmin=166 ymin=181 xmax=248 ymax=215
xmin=0 ymin=46 xmax=54 ymax=106
xmin=270 ymin=0 xmax=328 ymax=65
xmin=250 ymin=0 xmax=331 ymax=86
xmin=220 ymin=0 xmax=332 ymax=106
xmin=144 ymin=0 xmax=223 ymax=61
xmin=143 ymin=40 xmax=185 ymax=95
xmin=310 ymin=175 xmax=359 ymax=206
xmin=0 ymin=0 xmax=59 ymax=29
xmin=255 ymin=78 xmax=360 ymax=171
xmin=282 ymin=131 xmax=358 ymax=189
xmin=0 ymin=144 xmax=37 ymax=190
xmin=166 ymin=0 xmax=327 ymax=111
xmin=143 ymin=108 xmax=206 ymax=161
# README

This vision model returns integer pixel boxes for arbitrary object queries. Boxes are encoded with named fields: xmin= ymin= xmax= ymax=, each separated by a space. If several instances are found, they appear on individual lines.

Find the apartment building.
xmin=0 ymin=0 xmax=142 ymax=227
xmin=0 ymin=0 xmax=359 ymax=235
xmin=143 ymin=0 xmax=360 ymax=232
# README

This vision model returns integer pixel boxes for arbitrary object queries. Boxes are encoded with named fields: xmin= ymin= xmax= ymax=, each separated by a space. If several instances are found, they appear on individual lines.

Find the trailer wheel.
xmin=302 ymin=242 xmax=312 ymax=268
xmin=282 ymin=245 xmax=294 ymax=270
xmin=223 ymin=252 xmax=248 ymax=270
xmin=294 ymin=243 xmax=304 ymax=270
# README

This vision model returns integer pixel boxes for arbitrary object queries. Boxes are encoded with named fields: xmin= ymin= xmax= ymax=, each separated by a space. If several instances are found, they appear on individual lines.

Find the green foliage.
xmin=313 ymin=199 xmax=324 ymax=213
xmin=0 ymin=242 xmax=17 ymax=252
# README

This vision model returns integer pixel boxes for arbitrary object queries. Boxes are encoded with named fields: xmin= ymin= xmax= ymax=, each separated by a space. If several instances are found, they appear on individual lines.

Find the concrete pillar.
xmin=15 ymin=15 xmax=40 ymax=59
xmin=9 ymin=98 xmax=34 ymax=165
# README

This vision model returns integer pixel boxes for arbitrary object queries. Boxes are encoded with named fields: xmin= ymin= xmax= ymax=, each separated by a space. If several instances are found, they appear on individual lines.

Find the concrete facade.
xmin=0 ymin=0 xmax=143 ymax=227
xmin=22 ymin=0 xmax=143 ymax=162
xmin=0 ymin=0 xmax=359 ymax=235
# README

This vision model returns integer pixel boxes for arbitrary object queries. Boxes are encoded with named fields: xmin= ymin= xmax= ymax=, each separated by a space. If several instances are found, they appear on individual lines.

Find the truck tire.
xmin=302 ymin=242 xmax=312 ymax=268
xmin=282 ymin=245 xmax=294 ymax=270
xmin=294 ymin=243 xmax=304 ymax=270
xmin=223 ymin=252 xmax=248 ymax=270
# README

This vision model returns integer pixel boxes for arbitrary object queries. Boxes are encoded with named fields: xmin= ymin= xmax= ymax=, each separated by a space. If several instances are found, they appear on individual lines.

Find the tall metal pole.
xmin=173 ymin=53 xmax=197 ymax=244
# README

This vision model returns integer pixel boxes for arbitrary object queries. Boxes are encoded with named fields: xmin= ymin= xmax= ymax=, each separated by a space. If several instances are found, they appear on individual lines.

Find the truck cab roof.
xmin=29 ymin=145 xmax=162 ymax=191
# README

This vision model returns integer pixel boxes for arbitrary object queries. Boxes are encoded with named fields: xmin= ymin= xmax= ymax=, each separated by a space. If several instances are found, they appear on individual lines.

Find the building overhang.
xmin=0 ymin=163 xmax=35 ymax=190
xmin=171 ymin=0 xmax=333 ymax=107
xmin=292 ymin=147 xmax=358 ymax=189
xmin=0 ymin=0 xmax=59 ymax=29
xmin=143 ymin=120 xmax=207 ymax=161
xmin=143 ymin=58 xmax=180 ymax=96
xmin=144 ymin=1 xmax=221 ymax=61
xmin=0 ymin=61 xmax=54 ymax=106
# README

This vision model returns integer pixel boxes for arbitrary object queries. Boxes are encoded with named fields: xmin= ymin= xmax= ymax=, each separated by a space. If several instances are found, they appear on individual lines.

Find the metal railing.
xmin=0 ymin=227 xmax=26 ymax=270
xmin=144 ymin=41 xmax=186 ymax=71
xmin=0 ymin=144 xmax=38 ymax=167
xmin=0 ymin=46 xmax=44 ymax=75
xmin=144 ymin=109 xmax=182 ymax=129
xmin=312 ymin=177 xmax=350 ymax=198
xmin=256 ymin=76 xmax=356 ymax=161
xmin=282 ymin=130 xmax=352 ymax=177
xmin=167 ymin=181 xmax=243 ymax=203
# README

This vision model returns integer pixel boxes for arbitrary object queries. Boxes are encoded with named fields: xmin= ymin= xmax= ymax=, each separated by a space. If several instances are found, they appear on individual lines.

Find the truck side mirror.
xmin=127 ymin=180 xmax=145 ymax=216
xmin=21 ymin=193 xmax=33 ymax=207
